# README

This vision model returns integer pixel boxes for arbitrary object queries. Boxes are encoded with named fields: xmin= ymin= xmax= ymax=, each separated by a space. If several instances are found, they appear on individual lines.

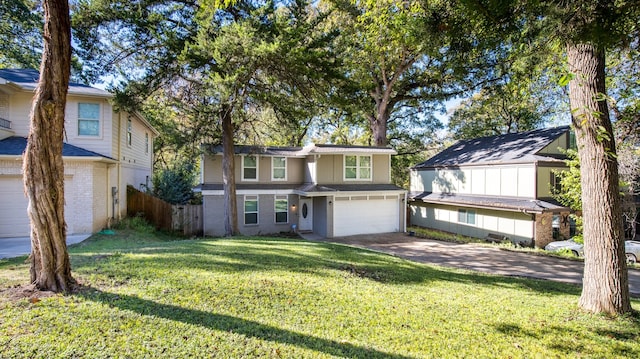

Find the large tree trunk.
xmin=369 ymin=111 xmax=389 ymax=147
xmin=567 ymin=42 xmax=631 ymax=315
xmin=23 ymin=0 xmax=75 ymax=292
xmin=221 ymin=104 xmax=238 ymax=236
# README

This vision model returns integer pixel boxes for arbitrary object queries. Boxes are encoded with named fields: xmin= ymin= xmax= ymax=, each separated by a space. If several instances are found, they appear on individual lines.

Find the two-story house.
xmin=199 ymin=144 xmax=407 ymax=237
xmin=0 ymin=69 xmax=158 ymax=238
xmin=408 ymin=126 xmax=574 ymax=248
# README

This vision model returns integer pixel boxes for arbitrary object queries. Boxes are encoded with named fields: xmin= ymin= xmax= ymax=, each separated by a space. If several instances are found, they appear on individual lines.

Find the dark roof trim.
xmin=198 ymin=183 xmax=406 ymax=194
xmin=0 ymin=136 xmax=116 ymax=161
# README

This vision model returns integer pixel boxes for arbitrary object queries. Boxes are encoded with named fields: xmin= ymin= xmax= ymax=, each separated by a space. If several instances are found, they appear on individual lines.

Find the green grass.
xmin=1 ymin=229 xmax=640 ymax=358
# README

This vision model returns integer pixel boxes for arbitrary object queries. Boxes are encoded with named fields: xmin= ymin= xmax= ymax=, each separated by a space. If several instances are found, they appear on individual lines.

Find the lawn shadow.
xmin=494 ymin=318 xmax=640 ymax=357
xmin=75 ymin=286 xmax=413 ymax=359
xmin=70 ymin=236 xmax=585 ymax=299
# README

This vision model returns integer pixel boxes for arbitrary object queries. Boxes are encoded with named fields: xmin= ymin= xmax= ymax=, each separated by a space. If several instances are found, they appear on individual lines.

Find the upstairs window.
xmin=244 ymin=196 xmax=259 ymax=225
xmin=127 ymin=119 xmax=132 ymax=146
xmin=344 ymin=155 xmax=371 ymax=180
xmin=550 ymin=172 xmax=563 ymax=194
xmin=272 ymin=157 xmax=287 ymax=181
xmin=78 ymin=103 xmax=100 ymax=136
xmin=242 ymin=155 xmax=258 ymax=181
xmin=275 ymin=196 xmax=288 ymax=223
xmin=458 ymin=209 xmax=476 ymax=225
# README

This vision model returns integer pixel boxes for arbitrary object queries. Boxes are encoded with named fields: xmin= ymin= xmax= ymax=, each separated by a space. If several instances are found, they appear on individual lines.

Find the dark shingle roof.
xmin=408 ymin=191 xmax=570 ymax=214
xmin=415 ymin=126 xmax=571 ymax=168
xmin=206 ymin=143 xmax=397 ymax=157
xmin=0 ymin=136 xmax=114 ymax=160
xmin=207 ymin=145 xmax=304 ymax=157
xmin=0 ymin=69 xmax=111 ymax=97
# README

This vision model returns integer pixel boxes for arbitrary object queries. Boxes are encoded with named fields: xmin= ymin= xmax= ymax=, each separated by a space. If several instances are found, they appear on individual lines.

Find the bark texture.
xmin=567 ymin=42 xmax=631 ymax=314
xmin=221 ymin=104 xmax=238 ymax=236
xmin=23 ymin=0 xmax=75 ymax=292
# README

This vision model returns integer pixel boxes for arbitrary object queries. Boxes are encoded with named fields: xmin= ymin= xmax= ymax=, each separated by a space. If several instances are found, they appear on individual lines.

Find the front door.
xmin=298 ymin=198 xmax=313 ymax=232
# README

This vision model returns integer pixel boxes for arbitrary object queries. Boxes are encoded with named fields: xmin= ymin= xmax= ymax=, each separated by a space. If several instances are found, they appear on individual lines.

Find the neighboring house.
xmin=408 ymin=126 xmax=574 ymax=248
xmin=199 ymin=144 xmax=407 ymax=238
xmin=0 ymin=69 xmax=158 ymax=238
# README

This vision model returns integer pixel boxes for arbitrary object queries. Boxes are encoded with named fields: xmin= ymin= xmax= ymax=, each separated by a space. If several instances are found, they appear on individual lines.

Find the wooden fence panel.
xmin=172 ymin=204 xmax=203 ymax=236
xmin=127 ymin=185 xmax=203 ymax=235
xmin=127 ymin=186 xmax=172 ymax=231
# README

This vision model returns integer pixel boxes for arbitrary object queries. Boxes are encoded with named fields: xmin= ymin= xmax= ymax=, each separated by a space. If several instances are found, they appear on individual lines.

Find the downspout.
xmin=117 ymin=111 xmax=123 ymax=220
xmin=533 ymin=161 xmax=538 ymax=199
xmin=403 ymin=191 xmax=408 ymax=232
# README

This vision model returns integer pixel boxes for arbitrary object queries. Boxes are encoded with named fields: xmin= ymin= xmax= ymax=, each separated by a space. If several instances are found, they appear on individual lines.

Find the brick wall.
xmin=534 ymin=212 xmax=554 ymax=248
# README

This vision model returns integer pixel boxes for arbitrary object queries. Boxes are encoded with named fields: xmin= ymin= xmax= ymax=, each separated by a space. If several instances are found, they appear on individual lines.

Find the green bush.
xmin=113 ymin=216 xmax=156 ymax=233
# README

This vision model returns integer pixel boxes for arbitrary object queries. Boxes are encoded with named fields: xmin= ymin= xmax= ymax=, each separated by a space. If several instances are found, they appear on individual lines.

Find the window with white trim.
xmin=458 ymin=209 xmax=476 ymax=225
xmin=344 ymin=155 xmax=371 ymax=180
xmin=78 ymin=103 xmax=100 ymax=136
xmin=272 ymin=157 xmax=287 ymax=180
xmin=244 ymin=196 xmax=259 ymax=225
xmin=275 ymin=196 xmax=288 ymax=223
xmin=242 ymin=155 xmax=258 ymax=181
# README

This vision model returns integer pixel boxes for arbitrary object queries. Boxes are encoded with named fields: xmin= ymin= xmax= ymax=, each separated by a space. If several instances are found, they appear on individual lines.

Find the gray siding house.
xmin=409 ymin=127 xmax=574 ymax=248
xmin=200 ymin=144 xmax=407 ymax=237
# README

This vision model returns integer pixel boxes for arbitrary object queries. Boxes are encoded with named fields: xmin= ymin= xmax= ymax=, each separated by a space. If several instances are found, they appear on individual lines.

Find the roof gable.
xmin=415 ymin=126 xmax=570 ymax=168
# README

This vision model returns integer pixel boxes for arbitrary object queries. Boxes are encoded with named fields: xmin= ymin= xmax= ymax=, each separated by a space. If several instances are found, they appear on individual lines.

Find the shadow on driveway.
xmin=313 ymin=232 xmax=640 ymax=298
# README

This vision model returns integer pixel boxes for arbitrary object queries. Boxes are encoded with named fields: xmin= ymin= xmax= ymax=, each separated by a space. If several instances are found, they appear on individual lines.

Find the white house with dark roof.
xmin=199 ymin=144 xmax=407 ymax=237
xmin=0 ymin=69 xmax=158 ymax=238
xmin=408 ymin=126 xmax=574 ymax=248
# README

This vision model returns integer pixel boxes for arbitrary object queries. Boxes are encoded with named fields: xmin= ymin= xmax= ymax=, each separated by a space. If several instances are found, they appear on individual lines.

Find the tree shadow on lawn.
xmin=494 ymin=319 xmax=640 ymax=357
xmin=75 ymin=286 xmax=413 ymax=359
xmin=70 ymin=237 xmax=584 ymax=299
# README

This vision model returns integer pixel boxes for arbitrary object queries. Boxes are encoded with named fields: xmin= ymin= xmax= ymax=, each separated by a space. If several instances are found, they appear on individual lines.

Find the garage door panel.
xmin=334 ymin=198 xmax=398 ymax=237
xmin=1 ymin=176 xmax=78 ymax=237
xmin=0 ymin=177 xmax=31 ymax=237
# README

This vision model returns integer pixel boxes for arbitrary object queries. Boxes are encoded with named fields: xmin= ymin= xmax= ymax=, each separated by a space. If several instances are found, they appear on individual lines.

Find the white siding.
xmin=414 ymin=164 xmax=537 ymax=199
xmin=500 ymin=167 xmax=518 ymax=197
xmin=485 ymin=168 xmax=501 ymax=196
xmin=65 ymin=97 xmax=114 ymax=157
xmin=517 ymin=167 xmax=535 ymax=198
xmin=410 ymin=202 xmax=534 ymax=245
xmin=6 ymin=92 xmax=32 ymax=136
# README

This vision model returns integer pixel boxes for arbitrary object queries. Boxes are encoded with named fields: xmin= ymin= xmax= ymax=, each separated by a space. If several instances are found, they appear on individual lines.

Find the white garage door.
xmin=0 ymin=177 xmax=31 ymax=237
xmin=333 ymin=197 xmax=399 ymax=237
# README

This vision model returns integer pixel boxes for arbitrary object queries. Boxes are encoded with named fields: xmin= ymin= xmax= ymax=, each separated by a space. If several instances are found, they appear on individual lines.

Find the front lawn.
xmin=1 ymin=228 xmax=639 ymax=358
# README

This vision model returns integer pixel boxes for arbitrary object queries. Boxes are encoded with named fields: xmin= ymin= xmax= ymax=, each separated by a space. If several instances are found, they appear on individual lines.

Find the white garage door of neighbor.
xmin=0 ymin=177 xmax=31 ymax=237
xmin=333 ymin=198 xmax=399 ymax=237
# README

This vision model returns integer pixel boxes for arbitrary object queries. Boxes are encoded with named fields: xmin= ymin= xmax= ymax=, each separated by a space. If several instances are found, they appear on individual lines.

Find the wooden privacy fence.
xmin=127 ymin=186 xmax=203 ymax=236
xmin=172 ymin=204 xmax=203 ymax=236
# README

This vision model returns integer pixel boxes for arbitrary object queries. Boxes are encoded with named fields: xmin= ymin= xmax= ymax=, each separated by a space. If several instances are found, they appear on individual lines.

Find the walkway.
xmin=0 ymin=234 xmax=91 ymax=259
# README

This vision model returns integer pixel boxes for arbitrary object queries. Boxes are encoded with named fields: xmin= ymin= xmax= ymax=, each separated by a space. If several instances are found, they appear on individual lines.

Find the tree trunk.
xmin=567 ymin=42 xmax=631 ymax=315
xmin=23 ymin=0 xmax=75 ymax=292
xmin=221 ymin=104 xmax=238 ymax=236
xmin=369 ymin=99 xmax=390 ymax=147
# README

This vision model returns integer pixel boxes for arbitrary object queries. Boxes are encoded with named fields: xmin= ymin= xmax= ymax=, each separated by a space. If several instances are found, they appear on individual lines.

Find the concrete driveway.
xmin=320 ymin=232 xmax=640 ymax=297
xmin=0 ymin=234 xmax=91 ymax=259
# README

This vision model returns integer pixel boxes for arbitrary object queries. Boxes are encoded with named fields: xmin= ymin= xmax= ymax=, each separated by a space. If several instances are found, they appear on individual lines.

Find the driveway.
xmin=0 ymin=234 xmax=91 ymax=259
xmin=319 ymin=232 xmax=640 ymax=298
